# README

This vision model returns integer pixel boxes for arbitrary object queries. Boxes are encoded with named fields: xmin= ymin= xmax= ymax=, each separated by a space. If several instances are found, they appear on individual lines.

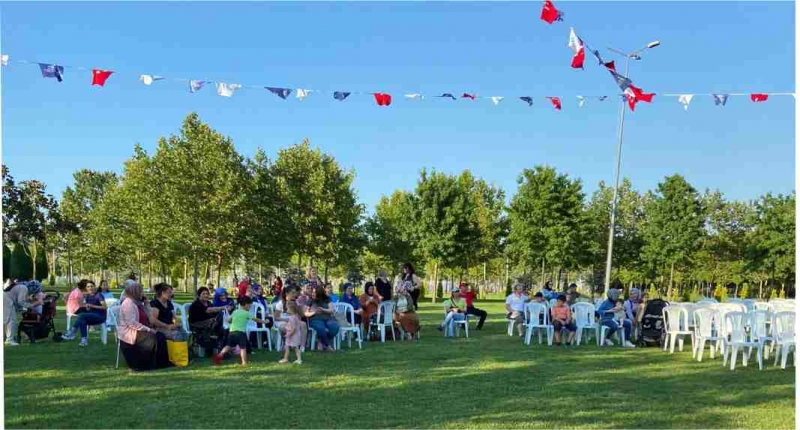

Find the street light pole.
xmin=602 ymin=41 xmax=660 ymax=294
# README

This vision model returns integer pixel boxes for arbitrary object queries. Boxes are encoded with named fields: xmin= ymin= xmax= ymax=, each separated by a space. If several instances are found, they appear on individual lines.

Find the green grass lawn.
xmin=3 ymin=293 xmax=796 ymax=429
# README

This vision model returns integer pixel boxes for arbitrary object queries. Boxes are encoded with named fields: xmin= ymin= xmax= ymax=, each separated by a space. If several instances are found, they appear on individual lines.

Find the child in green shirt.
xmin=437 ymin=288 xmax=467 ymax=337
xmin=214 ymin=296 xmax=269 ymax=366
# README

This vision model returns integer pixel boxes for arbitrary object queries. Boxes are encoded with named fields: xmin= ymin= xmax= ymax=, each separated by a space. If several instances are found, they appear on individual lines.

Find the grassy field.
xmin=3 ymin=291 xmax=796 ymax=429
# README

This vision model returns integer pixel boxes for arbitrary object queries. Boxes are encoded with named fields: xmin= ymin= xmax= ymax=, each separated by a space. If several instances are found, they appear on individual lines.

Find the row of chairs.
xmin=506 ymin=302 xmax=623 ymax=347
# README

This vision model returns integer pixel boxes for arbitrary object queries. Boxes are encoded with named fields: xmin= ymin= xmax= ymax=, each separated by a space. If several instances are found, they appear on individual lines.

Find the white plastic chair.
xmin=524 ymin=302 xmax=553 ymax=346
xmin=571 ymin=303 xmax=599 ymax=346
xmin=723 ymin=312 xmax=763 ymax=370
xmin=741 ymin=299 xmax=756 ymax=312
xmin=246 ymin=302 xmax=273 ymax=351
xmin=692 ymin=308 xmax=719 ymax=361
xmin=696 ymin=298 xmax=718 ymax=305
xmin=370 ymin=301 xmax=396 ymax=342
xmin=334 ymin=302 xmax=362 ymax=349
xmin=106 ymin=305 xmax=122 ymax=369
xmin=180 ymin=303 xmax=191 ymax=332
xmin=749 ymin=310 xmax=774 ymax=359
xmin=772 ymin=311 xmax=796 ymax=369
xmin=663 ymin=306 xmax=694 ymax=353
xmin=715 ymin=303 xmax=744 ymax=356
xmin=441 ymin=303 xmax=469 ymax=338
xmin=548 ymin=298 xmax=558 ymax=309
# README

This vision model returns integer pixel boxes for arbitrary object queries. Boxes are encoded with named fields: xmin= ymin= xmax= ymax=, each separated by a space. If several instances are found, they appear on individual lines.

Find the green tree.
xmin=9 ymin=242 xmax=32 ymax=280
xmin=749 ymin=192 xmax=795 ymax=293
xmin=641 ymin=175 xmax=704 ymax=298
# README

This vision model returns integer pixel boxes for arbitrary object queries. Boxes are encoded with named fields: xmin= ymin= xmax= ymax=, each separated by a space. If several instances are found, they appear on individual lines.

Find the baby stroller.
xmin=636 ymin=298 xmax=668 ymax=348
xmin=18 ymin=291 xmax=62 ymax=344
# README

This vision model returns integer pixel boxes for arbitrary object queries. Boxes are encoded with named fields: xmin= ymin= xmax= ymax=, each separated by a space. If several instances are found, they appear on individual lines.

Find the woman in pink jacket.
xmin=117 ymin=280 xmax=171 ymax=371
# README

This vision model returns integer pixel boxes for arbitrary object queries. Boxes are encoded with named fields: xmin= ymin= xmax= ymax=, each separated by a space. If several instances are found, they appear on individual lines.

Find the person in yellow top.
xmin=438 ymin=288 xmax=467 ymax=337
xmin=213 ymin=296 xmax=269 ymax=366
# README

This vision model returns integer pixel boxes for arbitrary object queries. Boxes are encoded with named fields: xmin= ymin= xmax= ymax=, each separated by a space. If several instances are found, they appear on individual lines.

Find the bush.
xmin=738 ymin=283 xmax=750 ymax=299
xmin=9 ymin=243 xmax=32 ymax=280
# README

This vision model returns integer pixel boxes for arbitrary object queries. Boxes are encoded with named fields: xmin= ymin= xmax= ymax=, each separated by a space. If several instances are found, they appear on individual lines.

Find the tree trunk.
xmin=259 ymin=264 xmax=263 ymax=285
xmin=759 ymin=280 xmax=763 ymax=300
xmin=216 ymin=254 xmax=223 ymax=288
xmin=148 ymin=261 xmax=153 ymax=291
xmin=431 ymin=261 xmax=439 ymax=303
xmin=115 ymin=271 xmax=120 ymax=289
xmin=324 ymin=263 xmax=329 ymax=284
xmin=183 ymin=258 xmax=189 ymax=293
xmin=482 ymin=262 xmax=487 ymax=300
xmin=193 ymin=255 xmax=199 ymax=293
xmin=504 ymin=257 xmax=509 ymax=293
xmin=67 ymin=242 xmax=74 ymax=286
xmin=540 ymin=258 xmax=546 ymax=288
xmin=557 ymin=267 xmax=563 ymax=291
xmin=667 ymin=262 xmax=675 ymax=299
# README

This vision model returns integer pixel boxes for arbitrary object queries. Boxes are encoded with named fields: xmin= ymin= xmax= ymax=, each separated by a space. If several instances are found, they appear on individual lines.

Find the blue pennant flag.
xmin=189 ymin=80 xmax=206 ymax=93
xmin=38 ymin=63 xmax=64 ymax=82
xmin=438 ymin=93 xmax=456 ymax=100
xmin=712 ymin=94 xmax=729 ymax=106
xmin=519 ymin=96 xmax=533 ymax=106
xmin=609 ymin=70 xmax=632 ymax=91
xmin=266 ymin=87 xmax=292 ymax=99
xmin=333 ymin=91 xmax=351 ymax=101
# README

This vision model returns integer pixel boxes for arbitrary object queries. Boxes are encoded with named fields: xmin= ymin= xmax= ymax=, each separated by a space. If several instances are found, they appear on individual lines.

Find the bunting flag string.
xmin=2 ymin=55 xmax=794 ymax=110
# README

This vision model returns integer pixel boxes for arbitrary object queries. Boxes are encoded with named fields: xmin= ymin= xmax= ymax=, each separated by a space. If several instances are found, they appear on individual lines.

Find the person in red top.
xmin=237 ymin=276 xmax=251 ymax=298
xmin=459 ymin=283 xmax=487 ymax=330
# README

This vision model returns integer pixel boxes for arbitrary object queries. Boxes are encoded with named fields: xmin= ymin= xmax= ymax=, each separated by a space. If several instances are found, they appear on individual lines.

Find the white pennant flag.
xmin=1 ymin=54 xmax=8 ymax=66
xmin=404 ymin=93 xmax=422 ymax=100
xmin=139 ymin=74 xmax=164 ymax=86
xmin=490 ymin=96 xmax=504 ymax=106
xmin=678 ymin=94 xmax=694 ymax=111
xmin=296 ymin=89 xmax=312 ymax=101
xmin=577 ymin=96 xmax=586 ymax=108
xmin=216 ymin=82 xmax=242 ymax=97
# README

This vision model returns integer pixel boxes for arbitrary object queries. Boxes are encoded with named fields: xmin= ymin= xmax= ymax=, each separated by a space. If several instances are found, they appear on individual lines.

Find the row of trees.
xmin=2 ymin=113 xmax=795 ymax=300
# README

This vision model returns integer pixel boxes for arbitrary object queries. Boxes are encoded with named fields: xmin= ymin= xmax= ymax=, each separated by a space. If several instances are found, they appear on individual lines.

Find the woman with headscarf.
xmin=375 ymin=269 xmax=393 ymax=301
xmin=359 ymin=282 xmax=383 ymax=336
xmin=212 ymin=288 xmax=235 ymax=309
xmin=3 ymin=280 xmax=44 ymax=346
xmin=117 ymin=281 xmax=171 ymax=371
xmin=596 ymin=288 xmax=635 ymax=348
xmin=393 ymin=263 xmax=422 ymax=308
xmin=624 ymin=288 xmax=642 ymax=324
xmin=393 ymin=287 xmax=420 ymax=340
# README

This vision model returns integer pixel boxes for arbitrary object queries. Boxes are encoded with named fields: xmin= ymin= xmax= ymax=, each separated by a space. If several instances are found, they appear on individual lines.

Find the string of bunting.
xmin=1 ymin=1 xmax=794 ymax=112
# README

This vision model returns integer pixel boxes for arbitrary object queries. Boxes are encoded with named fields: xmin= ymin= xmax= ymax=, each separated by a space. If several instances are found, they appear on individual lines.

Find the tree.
xmin=749 ymin=192 xmax=795 ymax=293
xmin=641 ymin=175 xmax=704 ymax=298
xmin=366 ymin=190 xmax=416 ymax=271
xmin=9 ymin=242 xmax=32 ymax=280
xmin=4 ymin=178 xmax=58 ymax=281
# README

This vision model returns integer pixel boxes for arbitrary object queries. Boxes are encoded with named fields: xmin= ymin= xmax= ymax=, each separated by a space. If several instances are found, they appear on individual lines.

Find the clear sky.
xmin=1 ymin=1 xmax=795 ymax=212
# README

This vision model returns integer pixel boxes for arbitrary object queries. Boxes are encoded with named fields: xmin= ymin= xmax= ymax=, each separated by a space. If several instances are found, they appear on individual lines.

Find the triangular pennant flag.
xmin=750 ymin=93 xmax=769 ymax=102
xmin=91 ymin=69 xmax=113 ymax=87
xmin=712 ymin=94 xmax=729 ymax=106
xmin=604 ymin=61 xmax=616 ymax=72
xmin=568 ymin=28 xmax=585 ymax=69
xmin=624 ymin=84 xmax=655 ymax=111
xmin=577 ymin=96 xmax=586 ymax=108
xmin=373 ymin=93 xmax=392 ymax=106
xmin=404 ymin=93 xmax=423 ymax=100
xmin=547 ymin=97 xmax=562 ymax=110
xmin=678 ymin=94 xmax=694 ymax=111
xmin=1 ymin=55 xmax=8 ymax=66
xmin=541 ymin=0 xmax=563 ymax=24
xmin=333 ymin=91 xmax=350 ymax=101
xmin=296 ymin=89 xmax=312 ymax=101
xmin=189 ymin=80 xmax=206 ymax=93
xmin=38 ymin=63 xmax=64 ymax=82
xmin=590 ymin=48 xmax=604 ymax=65
xmin=491 ymin=96 xmax=504 ymax=106
xmin=519 ymin=96 xmax=533 ymax=106
xmin=216 ymin=82 xmax=241 ymax=97
xmin=597 ymin=96 xmax=608 ymax=102
xmin=462 ymin=93 xmax=477 ymax=100
xmin=609 ymin=69 xmax=632 ymax=91
xmin=438 ymin=93 xmax=456 ymax=100
xmin=266 ymin=87 xmax=292 ymax=99
xmin=139 ymin=74 xmax=164 ymax=86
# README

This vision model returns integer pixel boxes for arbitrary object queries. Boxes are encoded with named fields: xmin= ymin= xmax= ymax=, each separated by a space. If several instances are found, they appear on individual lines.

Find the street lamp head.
xmin=630 ymin=54 xmax=642 ymax=60
xmin=647 ymin=40 xmax=661 ymax=49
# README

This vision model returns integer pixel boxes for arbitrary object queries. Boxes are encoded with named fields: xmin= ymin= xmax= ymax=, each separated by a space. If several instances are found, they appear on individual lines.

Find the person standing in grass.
xmin=278 ymin=301 xmax=304 ymax=364
xmin=394 ymin=263 xmax=422 ymax=308
xmin=550 ymin=294 xmax=576 ymax=346
xmin=505 ymin=284 xmax=529 ymax=337
xmin=214 ymin=296 xmax=270 ymax=366
xmin=62 ymin=281 xmax=107 ymax=346
xmin=438 ymin=288 xmax=467 ymax=336
xmin=459 ymin=283 xmax=487 ymax=330
xmin=597 ymin=289 xmax=635 ymax=348
xmin=375 ymin=269 xmax=393 ymax=301
xmin=3 ymin=280 xmax=45 ymax=346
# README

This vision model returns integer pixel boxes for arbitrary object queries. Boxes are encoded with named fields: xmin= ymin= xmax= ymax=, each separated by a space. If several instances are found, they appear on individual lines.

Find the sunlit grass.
xmin=3 ymin=294 xmax=795 ymax=429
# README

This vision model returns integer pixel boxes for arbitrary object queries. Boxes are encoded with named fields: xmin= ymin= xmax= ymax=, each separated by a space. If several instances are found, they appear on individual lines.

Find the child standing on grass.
xmin=213 ymin=296 xmax=269 ymax=366
xmin=278 ymin=301 xmax=303 ymax=364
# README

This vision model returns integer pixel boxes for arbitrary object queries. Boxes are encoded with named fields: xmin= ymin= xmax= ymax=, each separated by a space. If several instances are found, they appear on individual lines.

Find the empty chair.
xmin=571 ymin=302 xmax=598 ymax=346
xmin=693 ymin=308 xmax=720 ymax=361
xmin=723 ymin=312 xmax=763 ymax=370
xmin=370 ymin=301 xmax=396 ymax=342
xmin=524 ymin=302 xmax=553 ymax=346
xmin=696 ymin=298 xmax=718 ymax=306
xmin=107 ymin=305 xmax=123 ymax=369
xmin=772 ymin=311 xmax=796 ymax=369
xmin=663 ymin=306 xmax=694 ymax=354
xmin=749 ymin=310 xmax=774 ymax=359
xmin=741 ymin=299 xmax=756 ymax=312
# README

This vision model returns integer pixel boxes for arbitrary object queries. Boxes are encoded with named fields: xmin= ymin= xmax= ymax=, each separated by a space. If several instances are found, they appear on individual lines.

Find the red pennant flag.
xmin=547 ymin=97 xmax=562 ymax=110
xmin=373 ymin=93 xmax=392 ymax=106
xmin=604 ymin=61 xmax=616 ymax=72
xmin=462 ymin=93 xmax=477 ymax=100
xmin=568 ymin=28 xmax=585 ymax=69
xmin=91 ymin=69 xmax=113 ymax=87
xmin=624 ymin=85 xmax=655 ymax=111
xmin=541 ymin=0 xmax=563 ymax=24
xmin=750 ymin=93 xmax=769 ymax=102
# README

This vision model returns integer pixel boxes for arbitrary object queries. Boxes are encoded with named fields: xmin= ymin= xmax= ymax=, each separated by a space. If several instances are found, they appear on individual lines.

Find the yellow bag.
xmin=167 ymin=339 xmax=189 ymax=367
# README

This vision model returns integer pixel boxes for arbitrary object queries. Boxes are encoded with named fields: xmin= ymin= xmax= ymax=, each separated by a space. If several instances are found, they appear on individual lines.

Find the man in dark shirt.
xmin=459 ymin=283 xmax=487 ymax=330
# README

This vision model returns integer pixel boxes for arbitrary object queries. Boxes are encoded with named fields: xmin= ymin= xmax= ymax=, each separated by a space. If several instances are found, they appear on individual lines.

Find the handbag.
xmin=166 ymin=339 xmax=189 ymax=367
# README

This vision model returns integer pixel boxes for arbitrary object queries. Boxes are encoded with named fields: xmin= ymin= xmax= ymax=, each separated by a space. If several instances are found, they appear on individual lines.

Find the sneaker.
xmin=61 ymin=330 xmax=76 ymax=341
xmin=79 ymin=338 xmax=89 ymax=347
xmin=213 ymin=354 xmax=223 ymax=365
xmin=604 ymin=339 xmax=614 ymax=346
xmin=436 ymin=325 xmax=444 ymax=332
xmin=293 ymin=359 xmax=302 ymax=364
xmin=624 ymin=341 xmax=636 ymax=348
xmin=278 ymin=358 xmax=289 ymax=364
xmin=4 ymin=340 xmax=19 ymax=346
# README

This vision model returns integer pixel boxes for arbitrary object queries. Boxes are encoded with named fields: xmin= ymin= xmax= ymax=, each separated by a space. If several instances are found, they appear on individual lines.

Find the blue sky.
xmin=1 ymin=1 xmax=795 ymax=212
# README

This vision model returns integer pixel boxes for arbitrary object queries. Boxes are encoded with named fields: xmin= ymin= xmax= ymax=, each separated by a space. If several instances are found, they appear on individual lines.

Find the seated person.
xmin=212 ymin=287 xmax=235 ymax=309
xmin=597 ymin=289 xmax=635 ymax=348
xmin=62 ymin=280 xmax=107 ymax=346
xmin=324 ymin=283 xmax=339 ymax=303
xmin=359 ymin=282 xmax=383 ymax=336
xmin=98 ymin=280 xmax=114 ymax=300
xmin=66 ymin=279 xmax=92 ymax=318
xmin=460 ymin=283 xmax=487 ymax=330
xmin=148 ymin=283 xmax=185 ymax=340
xmin=565 ymin=283 xmax=582 ymax=306
xmin=117 ymin=281 xmax=171 ymax=371
xmin=297 ymin=283 xmax=314 ymax=308
xmin=438 ymin=288 xmax=467 ymax=336
xmin=542 ymin=281 xmax=555 ymax=300
xmin=305 ymin=286 xmax=340 ymax=351
xmin=550 ymin=294 xmax=577 ymax=346
xmin=338 ymin=284 xmax=363 ymax=326
xmin=393 ymin=288 xmax=420 ymax=340
xmin=188 ymin=287 xmax=231 ymax=342
xmin=505 ymin=284 xmax=529 ymax=337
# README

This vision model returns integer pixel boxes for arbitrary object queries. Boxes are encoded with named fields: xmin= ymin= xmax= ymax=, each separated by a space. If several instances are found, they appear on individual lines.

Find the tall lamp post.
xmin=602 ymin=40 xmax=660 ymax=294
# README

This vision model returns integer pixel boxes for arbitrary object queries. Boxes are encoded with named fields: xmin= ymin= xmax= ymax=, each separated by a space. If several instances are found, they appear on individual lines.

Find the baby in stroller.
xmin=18 ymin=289 xmax=61 ymax=344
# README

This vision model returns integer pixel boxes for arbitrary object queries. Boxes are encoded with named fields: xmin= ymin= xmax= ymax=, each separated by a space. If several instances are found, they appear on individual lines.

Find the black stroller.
xmin=636 ymin=298 xmax=669 ymax=348
xmin=18 ymin=291 xmax=62 ymax=343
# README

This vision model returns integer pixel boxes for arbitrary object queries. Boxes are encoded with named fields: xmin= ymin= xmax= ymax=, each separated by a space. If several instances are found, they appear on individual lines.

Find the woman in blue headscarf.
xmin=212 ymin=288 xmax=234 ymax=308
